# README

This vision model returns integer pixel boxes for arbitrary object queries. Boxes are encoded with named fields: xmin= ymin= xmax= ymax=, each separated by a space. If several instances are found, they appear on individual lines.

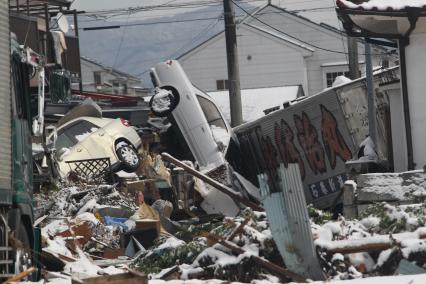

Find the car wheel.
xmin=149 ymin=85 xmax=180 ymax=117
xmin=115 ymin=142 xmax=140 ymax=173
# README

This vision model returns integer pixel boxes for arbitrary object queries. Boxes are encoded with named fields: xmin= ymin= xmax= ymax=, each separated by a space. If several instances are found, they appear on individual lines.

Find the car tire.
xmin=115 ymin=142 xmax=140 ymax=173
xmin=149 ymin=85 xmax=180 ymax=117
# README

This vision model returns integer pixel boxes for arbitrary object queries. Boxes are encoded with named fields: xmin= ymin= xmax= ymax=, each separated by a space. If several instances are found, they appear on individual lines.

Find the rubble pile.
xmin=132 ymin=208 xmax=282 ymax=282
xmin=313 ymin=202 xmax=426 ymax=280
xmin=31 ymin=147 xmax=426 ymax=284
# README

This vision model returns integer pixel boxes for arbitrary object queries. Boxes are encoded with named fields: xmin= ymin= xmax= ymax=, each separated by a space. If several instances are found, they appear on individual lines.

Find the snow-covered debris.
xmin=131 ymin=208 xmax=280 ymax=282
xmin=151 ymin=88 xmax=173 ymax=113
xmin=356 ymin=171 xmax=426 ymax=203
xmin=338 ymin=0 xmax=426 ymax=11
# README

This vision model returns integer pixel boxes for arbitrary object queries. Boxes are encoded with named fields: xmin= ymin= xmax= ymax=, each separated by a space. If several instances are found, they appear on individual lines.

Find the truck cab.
xmin=0 ymin=11 xmax=41 ymax=280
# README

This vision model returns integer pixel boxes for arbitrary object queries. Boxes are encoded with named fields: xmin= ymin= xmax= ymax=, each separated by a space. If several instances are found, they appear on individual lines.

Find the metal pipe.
xmin=398 ymin=40 xmax=415 ymax=170
xmin=365 ymin=42 xmax=377 ymax=148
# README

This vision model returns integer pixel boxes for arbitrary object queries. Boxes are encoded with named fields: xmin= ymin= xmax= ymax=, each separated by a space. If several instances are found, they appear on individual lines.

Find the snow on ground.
xmin=304 ymin=273 xmax=426 ymax=284
xmin=208 ymin=86 xmax=301 ymax=123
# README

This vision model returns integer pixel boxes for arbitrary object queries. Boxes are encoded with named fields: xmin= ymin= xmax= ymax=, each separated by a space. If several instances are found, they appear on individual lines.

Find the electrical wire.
xmin=231 ymin=0 xmax=391 ymax=56
xmin=81 ymin=16 xmax=230 ymax=30
xmin=112 ymin=11 xmax=131 ymax=69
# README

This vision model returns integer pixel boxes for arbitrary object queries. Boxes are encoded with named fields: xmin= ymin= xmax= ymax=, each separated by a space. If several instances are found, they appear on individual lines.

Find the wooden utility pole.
xmin=347 ymin=37 xmax=359 ymax=79
xmin=223 ymin=0 xmax=243 ymax=127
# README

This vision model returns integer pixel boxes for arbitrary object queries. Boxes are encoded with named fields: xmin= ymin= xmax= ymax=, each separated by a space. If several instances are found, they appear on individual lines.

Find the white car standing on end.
xmin=149 ymin=60 xmax=234 ymax=172
xmin=53 ymin=116 xmax=142 ymax=177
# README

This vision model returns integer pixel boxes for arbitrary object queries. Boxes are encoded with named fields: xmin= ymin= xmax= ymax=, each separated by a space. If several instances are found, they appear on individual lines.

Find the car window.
xmin=196 ymin=95 xmax=227 ymax=129
xmin=63 ymin=120 xmax=99 ymax=142
xmin=56 ymin=132 xmax=76 ymax=150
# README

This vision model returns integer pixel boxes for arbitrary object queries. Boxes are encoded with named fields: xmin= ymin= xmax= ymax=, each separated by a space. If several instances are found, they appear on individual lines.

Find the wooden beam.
xmin=2 ymin=267 xmax=36 ymax=284
xmin=202 ymin=232 xmax=306 ymax=283
xmin=161 ymin=153 xmax=263 ymax=211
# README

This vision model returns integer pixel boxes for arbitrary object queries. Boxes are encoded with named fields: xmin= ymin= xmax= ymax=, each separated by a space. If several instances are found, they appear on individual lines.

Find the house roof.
xmin=242 ymin=3 xmax=346 ymax=35
xmin=207 ymin=85 xmax=303 ymax=122
xmin=81 ymin=56 xmax=141 ymax=82
xmin=337 ymin=0 xmax=426 ymax=12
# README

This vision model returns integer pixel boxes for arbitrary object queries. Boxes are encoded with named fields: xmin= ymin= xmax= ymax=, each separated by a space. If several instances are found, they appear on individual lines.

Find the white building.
xmin=337 ymin=0 xmax=426 ymax=171
xmin=80 ymin=56 xmax=147 ymax=96
xmin=178 ymin=3 xmax=390 ymax=96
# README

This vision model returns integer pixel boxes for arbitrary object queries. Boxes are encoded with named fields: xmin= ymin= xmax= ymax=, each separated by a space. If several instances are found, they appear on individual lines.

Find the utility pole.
xmin=347 ymin=37 xmax=359 ymax=80
xmin=365 ymin=42 xmax=377 ymax=148
xmin=223 ymin=0 xmax=243 ymax=127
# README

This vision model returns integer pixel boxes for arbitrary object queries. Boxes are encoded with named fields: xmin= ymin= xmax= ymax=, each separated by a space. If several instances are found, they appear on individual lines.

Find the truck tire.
xmin=115 ymin=142 xmax=140 ymax=173
xmin=13 ymin=224 xmax=32 ymax=277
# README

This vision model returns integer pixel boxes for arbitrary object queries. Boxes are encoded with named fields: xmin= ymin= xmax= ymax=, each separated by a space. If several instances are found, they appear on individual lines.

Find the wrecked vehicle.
xmin=52 ymin=115 xmax=142 ymax=177
xmin=234 ymin=67 xmax=399 ymax=209
xmin=149 ymin=60 xmax=236 ymax=172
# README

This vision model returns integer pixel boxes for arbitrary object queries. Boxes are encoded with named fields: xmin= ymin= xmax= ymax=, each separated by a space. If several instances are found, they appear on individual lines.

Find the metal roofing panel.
xmin=259 ymin=163 xmax=325 ymax=280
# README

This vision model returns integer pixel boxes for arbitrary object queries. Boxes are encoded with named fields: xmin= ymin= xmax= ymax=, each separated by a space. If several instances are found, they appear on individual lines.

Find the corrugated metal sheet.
xmin=0 ymin=1 xmax=11 ymax=196
xmin=259 ymin=163 xmax=325 ymax=280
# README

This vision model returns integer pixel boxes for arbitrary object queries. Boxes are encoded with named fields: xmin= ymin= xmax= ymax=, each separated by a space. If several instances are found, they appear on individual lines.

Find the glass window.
xmin=94 ymin=71 xmax=102 ymax=86
xmin=326 ymin=71 xmax=350 ymax=87
xmin=196 ymin=95 xmax=227 ymax=129
xmin=60 ymin=120 xmax=99 ymax=143
xmin=56 ymin=132 xmax=76 ymax=150
xmin=216 ymin=79 xmax=229 ymax=91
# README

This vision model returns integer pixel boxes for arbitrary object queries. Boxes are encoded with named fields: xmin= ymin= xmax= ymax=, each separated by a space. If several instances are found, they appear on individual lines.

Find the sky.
xmin=72 ymin=0 xmax=266 ymax=19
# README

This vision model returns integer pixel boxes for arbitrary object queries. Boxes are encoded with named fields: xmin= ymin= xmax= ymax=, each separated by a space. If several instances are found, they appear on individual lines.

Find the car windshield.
xmin=55 ymin=120 xmax=100 ymax=153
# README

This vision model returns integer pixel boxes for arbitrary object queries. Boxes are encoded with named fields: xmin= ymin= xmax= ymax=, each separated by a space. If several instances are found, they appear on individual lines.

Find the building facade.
xmin=178 ymin=3 xmax=390 ymax=96
xmin=81 ymin=57 xmax=147 ymax=96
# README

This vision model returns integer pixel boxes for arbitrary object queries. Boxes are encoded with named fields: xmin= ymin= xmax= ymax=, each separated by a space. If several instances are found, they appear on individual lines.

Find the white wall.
xmin=405 ymin=31 xmax=426 ymax=169
xmin=179 ymin=5 xmax=385 ymax=96
xmin=180 ymin=25 xmax=307 ymax=92
xmin=271 ymin=0 xmax=340 ymax=28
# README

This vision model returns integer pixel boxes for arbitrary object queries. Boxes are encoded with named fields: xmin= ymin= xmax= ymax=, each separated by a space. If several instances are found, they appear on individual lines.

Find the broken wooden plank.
xmin=73 ymin=272 xmax=148 ymax=284
xmin=202 ymin=232 xmax=306 ymax=283
xmin=161 ymin=153 xmax=263 ymax=211
xmin=227 ymin=217 xmax=250 ymax=241
xmin=316 ymin=229 xmax=426 ymax=254
xmin=2 ymin=267 xmax=36 ymax=284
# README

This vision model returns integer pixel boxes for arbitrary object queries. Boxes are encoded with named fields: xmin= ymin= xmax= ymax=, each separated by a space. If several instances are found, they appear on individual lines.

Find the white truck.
xmin=233 ymin=67 xmax=399 ymax=209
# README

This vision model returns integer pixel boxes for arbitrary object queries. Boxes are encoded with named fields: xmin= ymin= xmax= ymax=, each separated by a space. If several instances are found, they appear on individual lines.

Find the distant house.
xmin=178 ymin=3 xmax=391 ymax=96
xmin=80 ymin=56 xmax=148 ymax=96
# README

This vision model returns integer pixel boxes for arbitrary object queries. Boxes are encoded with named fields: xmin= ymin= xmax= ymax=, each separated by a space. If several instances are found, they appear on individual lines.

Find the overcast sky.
xmin=72 ymin=0 xmax=267 ymax=19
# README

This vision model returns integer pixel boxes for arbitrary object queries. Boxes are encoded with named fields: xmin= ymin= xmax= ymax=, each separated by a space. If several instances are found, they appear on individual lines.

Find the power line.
xmin=81 ymin=16 xmax=228 ymax=31
xmin=112 ymin=11 xmax=131 ymax=68
xmin=231 ymin=0 xmax=391 ymax=56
